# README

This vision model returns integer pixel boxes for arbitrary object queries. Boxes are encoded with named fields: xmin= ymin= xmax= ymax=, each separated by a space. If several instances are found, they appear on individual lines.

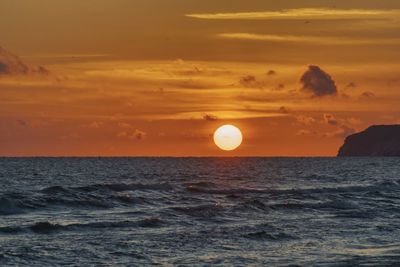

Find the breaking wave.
xmin=0 ymin=217 xmax=164 ymax=234
xmin=0 ymin=182 xmax=173 ymax=215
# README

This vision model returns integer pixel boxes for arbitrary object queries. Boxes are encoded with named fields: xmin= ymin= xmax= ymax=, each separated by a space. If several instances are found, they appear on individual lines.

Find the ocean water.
xmin=0 ymin=158 xmax=400 ymax=266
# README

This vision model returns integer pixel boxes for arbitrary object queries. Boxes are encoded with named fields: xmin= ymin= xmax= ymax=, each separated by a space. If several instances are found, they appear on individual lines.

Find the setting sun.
xmin=213 ymin=125 xmax=243 ymax=151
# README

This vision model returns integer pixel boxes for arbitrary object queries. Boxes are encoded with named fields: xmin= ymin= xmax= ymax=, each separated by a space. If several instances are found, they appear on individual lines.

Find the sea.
xmin=0 ymin=158 xmax=400 ymax=266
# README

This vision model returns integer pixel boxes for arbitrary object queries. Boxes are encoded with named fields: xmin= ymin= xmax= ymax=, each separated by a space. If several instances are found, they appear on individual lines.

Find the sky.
xmin=1 ymin=0 xmax=400 ymax=156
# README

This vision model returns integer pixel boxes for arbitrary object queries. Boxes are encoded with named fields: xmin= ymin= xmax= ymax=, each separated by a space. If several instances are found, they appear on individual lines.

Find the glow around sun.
xmin=213 ymin=125 xmax=243 ymax=151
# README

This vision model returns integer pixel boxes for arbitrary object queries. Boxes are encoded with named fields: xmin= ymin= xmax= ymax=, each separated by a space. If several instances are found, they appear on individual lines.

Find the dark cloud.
xmin=0 ymin=46 xmax=29 ymax=75
xmin=36 ymin=66 xmax=50 ymax=75
xmin=133 ymin=129 xmax=146 ymax=140
xmin=322 ymin=113 xmax=356 ymax=139
xmin=240 ymin=75 xmax=257 ymax=86
xmin=275 ymin=83 xmax=285 ymax=90
xmin=267 ymin=70 xmax=276 ymax=76
xmin=0 ymin=62 xmax=7 ymax=73
xmin=278 ymin=106 xmax=289 ymax=114
xmin=300 ymin=65 xmax=338 ymax=97
xmin=346 ymin=82 xmax=357 ymax=88
xmin=17 ymin=119 xmax=29 ymax=127
xmin=0 ymin=45 xmax=49 ymax=75
xmin=323 ymin=114 xmax=338 ymax=126
xmin=239 ymin=75 xmax=267 ymax=89
xmin=360 ymin=91 xmax=376 ymax=98
xmin=203 ymin=114 xmax=218 ymax=121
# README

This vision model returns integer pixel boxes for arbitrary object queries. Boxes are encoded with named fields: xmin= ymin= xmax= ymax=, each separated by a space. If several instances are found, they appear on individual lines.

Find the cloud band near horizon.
xmin=186 ymin=8 xmax=400 ymax=20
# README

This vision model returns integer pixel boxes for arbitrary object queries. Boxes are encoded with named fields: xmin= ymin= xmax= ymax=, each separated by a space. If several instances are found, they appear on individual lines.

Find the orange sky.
xmin=1 ymin=0 xmax=400 ymax=156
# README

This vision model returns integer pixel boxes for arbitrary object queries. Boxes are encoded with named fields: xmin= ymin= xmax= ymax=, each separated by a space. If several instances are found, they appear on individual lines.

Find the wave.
xmin=186 ymin=186 xmax=268 ymax=195
xmin=186 ymin=180 xmax=400 ymax=196
xmin=233 ymin=199 xmax=270 ymax=212
xmin=172 ymin=204 xmax=224 ymax=218
xmin=0 ymin=218 xmax=164 ymax=234
xmin=0 ymin=197 xmax=25 ymax=215
xmin=243 ymin=230 xmax=295 ymax=241
xmin=2 ymin=179 xmax=398 ymax=217
xmin=41 ymin=182 xmax=173 ymax=194
xmin=228 ymin=198 xmax=361 ymax=215
xmin=74 ymin=182 xmax=173 ymax=192
xmin=0 ymin=182 xmax=172 ymax=215
xmin=185 ymin=181 xmax=218 ymax=188
xmin=269 ymin=199 xmax=360 ymax=211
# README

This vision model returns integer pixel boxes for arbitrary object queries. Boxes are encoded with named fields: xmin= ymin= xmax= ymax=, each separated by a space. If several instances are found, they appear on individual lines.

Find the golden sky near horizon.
xmin=1 ymin=0 xmax=400 ymax=156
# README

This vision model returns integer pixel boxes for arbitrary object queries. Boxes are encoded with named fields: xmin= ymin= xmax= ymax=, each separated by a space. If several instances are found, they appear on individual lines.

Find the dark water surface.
xmin=1 ymin=158 xmax=400 ymax=266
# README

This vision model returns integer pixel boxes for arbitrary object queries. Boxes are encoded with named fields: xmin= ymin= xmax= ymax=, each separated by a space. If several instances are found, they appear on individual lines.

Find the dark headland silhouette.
xmin=338 ymin=125 xmax=400 ymax=157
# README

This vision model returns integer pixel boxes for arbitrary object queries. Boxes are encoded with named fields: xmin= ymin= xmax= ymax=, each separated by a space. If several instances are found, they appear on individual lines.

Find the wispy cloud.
xmin=23 ymin=54 xmax=112 ymax=59
xmin=186 ymin=8 xmax=400 ymax=20
xmin=218 ymin=33 xmax=400 ymax=45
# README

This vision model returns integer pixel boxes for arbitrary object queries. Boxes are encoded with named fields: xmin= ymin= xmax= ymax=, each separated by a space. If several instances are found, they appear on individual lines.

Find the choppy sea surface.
xmin=1 ymin=158 xmax=400 ymax=266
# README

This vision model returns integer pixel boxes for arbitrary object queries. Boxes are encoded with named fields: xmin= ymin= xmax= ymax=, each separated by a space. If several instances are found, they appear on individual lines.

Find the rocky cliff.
xmin=338 ymin=125 xmax=400 ymax=157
